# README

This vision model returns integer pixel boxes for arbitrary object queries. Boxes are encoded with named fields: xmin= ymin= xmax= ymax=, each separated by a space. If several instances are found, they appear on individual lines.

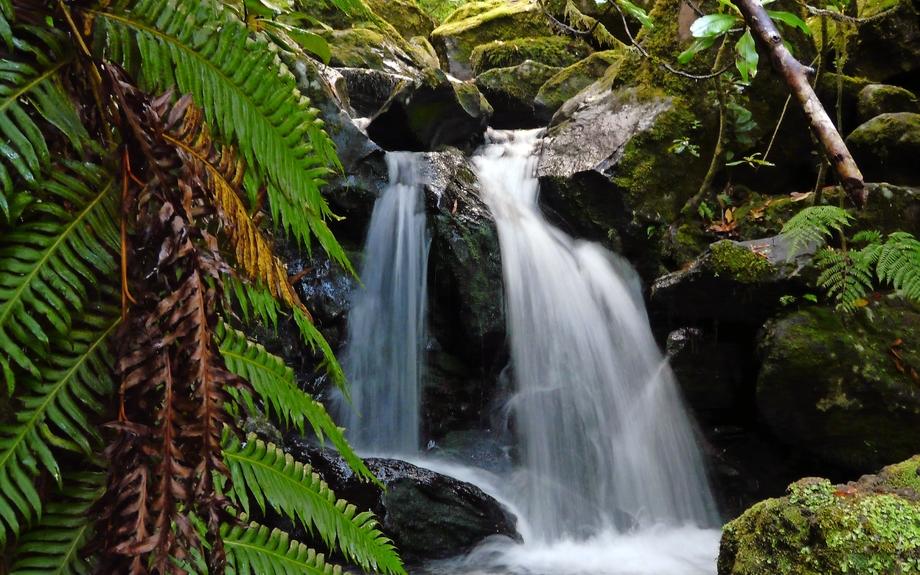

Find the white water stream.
xmin=339 ymin=152 xmax=428 ymax=454
xmin=341 ymin=135 xmax=722 ymax=574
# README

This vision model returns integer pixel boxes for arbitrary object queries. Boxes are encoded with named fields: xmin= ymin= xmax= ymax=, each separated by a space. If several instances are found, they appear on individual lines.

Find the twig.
xmin=805 ymin=4 xmax=899 ymax=24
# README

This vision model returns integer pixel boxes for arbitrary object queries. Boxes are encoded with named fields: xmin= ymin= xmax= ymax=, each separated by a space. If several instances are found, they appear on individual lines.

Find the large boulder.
xmin=469 ymin=36 xmax=592 ymax=75
xmin=846 ymin=112 xmax=920 ymax=186
xmin=474 ymin=60 xmax=563 ymax=127
xmin=650 ymin=236 xmax=814 ymax=325
xmin=430 ymin=0 xmax=554 ymax=79
xmin=857 ymin=84 xmax=920 ymax=123
xmin=285 ymin=437 xmax=520 ymax=560
xmin=364 ymin=0 xmax=436 ymax=40
xmin=718 ymin=457 xmax=920 ymax=574
xmin=533 ymin=50 xmax=623 ymax=122
xmin=757 ymin=295 xmax=920 ymax=470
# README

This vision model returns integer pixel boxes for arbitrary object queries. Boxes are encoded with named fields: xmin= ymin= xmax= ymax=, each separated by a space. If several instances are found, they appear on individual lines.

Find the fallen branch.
xmin=734 ymin=0 xmax=867 ymax=208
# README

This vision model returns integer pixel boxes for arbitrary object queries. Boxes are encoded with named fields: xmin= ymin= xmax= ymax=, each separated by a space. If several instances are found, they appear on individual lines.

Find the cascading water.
xmin=339 ymin=152 xmax=428 ymax=455
xmin=472 ymin=129 xmax=720 ymax=541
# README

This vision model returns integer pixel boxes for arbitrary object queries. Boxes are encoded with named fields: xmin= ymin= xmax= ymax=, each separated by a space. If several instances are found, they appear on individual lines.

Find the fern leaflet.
xmin=222 ymin=433 xmax=406 ymax=575
xmin=780 ymin=205 xmax=853 ymax=254
xmin=216 ymin=322 xmax=374 ymax=483
xmin=223 ymin=521 xmax=344 ymax=575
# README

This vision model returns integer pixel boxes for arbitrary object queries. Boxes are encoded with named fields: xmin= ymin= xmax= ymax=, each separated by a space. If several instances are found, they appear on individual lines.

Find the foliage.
xmin=0 ymin=0 xmax=401 ymax=574
xmin=781 ymin=206 xmax=920 ymax=312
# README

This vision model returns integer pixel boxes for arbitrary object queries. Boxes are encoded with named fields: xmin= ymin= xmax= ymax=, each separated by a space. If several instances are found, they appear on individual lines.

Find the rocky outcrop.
xmin=718 ymin=456 xmax=920 ymax=574
xmin=533 ymin=50 xmax=622 ymax=122
xmin=285 ymin=437 xmax=520 ymax=560
xmin=757 ymin=295 xmax=920 ymax=470
xmin=846 ymin=112 xmax=920 ymax=186
xmin=474 ymin=60 xmax=562 ymax=127
xmin=430 ymin=0 xmax=553 ymax=79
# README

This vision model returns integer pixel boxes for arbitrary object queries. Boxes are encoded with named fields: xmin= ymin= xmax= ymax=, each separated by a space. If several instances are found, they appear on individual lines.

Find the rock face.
xmin=285 ymin=438 xmax=520 ymax=560
xmin=847 ymin=112 xmax=920 ymax=186
xmin=718 ymin=456 xmax=920 ymax=574
xmin=757 ymin=295 xmax=920 ymax=470
xmin=474 ymin=60 xmax=562 ymax=127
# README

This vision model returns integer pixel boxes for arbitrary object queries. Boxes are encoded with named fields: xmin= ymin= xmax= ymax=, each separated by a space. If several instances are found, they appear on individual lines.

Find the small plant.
xmin=669 ymin=137 xmax=701 ymax=157
xmin=781 ymin=206 xmax=920 ymax=312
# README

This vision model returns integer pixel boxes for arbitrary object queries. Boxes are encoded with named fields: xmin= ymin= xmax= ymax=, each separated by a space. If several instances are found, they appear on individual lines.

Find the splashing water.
xmin=466 ymin=128 xmax=720 ymax=565
xmin=340 ymin=152 xmax=429 ymax=455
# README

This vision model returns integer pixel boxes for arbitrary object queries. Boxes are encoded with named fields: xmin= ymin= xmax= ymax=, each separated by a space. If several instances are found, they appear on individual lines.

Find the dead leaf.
xmin=912 ymin=368 xmax=920 ymax=386
xmin=833 ymin=485 xmax=857 ymax=497
xmin=790 ymin=191 xmax=814 ymax=202
xmin=892 ymin=338 xmax=903 ymax=347
xmin=852 ymin=298 xmax=869 ymax=308
xmin=451 ymin=199 xmax=458 ymax=214
xmin=895 ymin=360 xmax=905 ymax=373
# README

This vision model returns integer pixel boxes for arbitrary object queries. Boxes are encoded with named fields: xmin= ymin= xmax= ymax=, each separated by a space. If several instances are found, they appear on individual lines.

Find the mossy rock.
xmin=474 ymin=60 xmax=562 ymax=127
xmin=326 ymin=27 xmax=428 ymax=72
xmin=757 ymin=295 xmax=920 ymax=470
xmin=365 ymin=0 xmax=436 ymax=39
xmin=846 ymin=0 xmax=920 ymax=82
xmin=469 ymin=36 xmax=592 ymax=76
xmin=440 ymin=0 xmax=508 ymax=24
xmin=430 ymin=0 xmax=553 ymax=79
xmin=814 ymin=73 xmax=873 ymax=137
xmin=718 ymin=460 xmax=920 ymax=575
xmin=858 ymin=84 xmax=920 ymax=123
xmin=534 ymin=50 xmax=622 ymax=122
xmin=846 ymin=112 xmax=920 ymax=186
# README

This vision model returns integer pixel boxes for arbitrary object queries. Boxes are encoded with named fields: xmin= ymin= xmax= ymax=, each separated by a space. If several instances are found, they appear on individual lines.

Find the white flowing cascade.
xmin=472 ymin=129 xmax=720 ymax=541
xmin=340 ymin=152 xmax=428 ymax=454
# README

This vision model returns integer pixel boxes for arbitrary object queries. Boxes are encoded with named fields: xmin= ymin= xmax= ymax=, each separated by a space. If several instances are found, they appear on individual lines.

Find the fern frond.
xmin=0 ymin=161 xmax=118 ymax=394
xmin=780 ymin=205 xmax=854 ymax=254
xmin=223 ymin=521 xmax=343 ymax=575
xmin=215 ymin=322 xmax=374 ymax=483
xmin=222 ymin=433 xmax=406 ymax=575
xmin=0 ymin=24 xmax=85 ymax=216
xmin=8 ymin=472 xmax=104 ymax=575
xmin=816 ymin=248 xmax=874 ymax=312
xmin=162 ymin=96 xmax=314 ymax=320
xmin=0 ymin=0 xmax=13 ymax=49
xmin=92 ymin=0 xmax=354 ymax=274
xmin=230 ymin=279 xmax=347 ymax=393
xmin=876 ymin=232 xmax=920 ymax=301
xmin=0 ymin=309 xmax=118 ymax=546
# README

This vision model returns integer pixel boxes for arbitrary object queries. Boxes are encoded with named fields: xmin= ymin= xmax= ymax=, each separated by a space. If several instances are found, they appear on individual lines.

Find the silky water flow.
xmin=339 ymin=152 xmax=429 ymax=455
xmin=420 ymin=129 xmax=722 ymax=575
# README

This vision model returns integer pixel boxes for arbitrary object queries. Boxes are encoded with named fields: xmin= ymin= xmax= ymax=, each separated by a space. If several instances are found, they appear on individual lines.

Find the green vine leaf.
xmin=735 ymin=29 xmax=758 ymax=82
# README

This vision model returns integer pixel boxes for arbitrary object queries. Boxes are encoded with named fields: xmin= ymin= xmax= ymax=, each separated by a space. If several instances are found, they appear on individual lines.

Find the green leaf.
xmin=678 ymin=36 xmax=716 ymax=64
xmin=222 ymin=433 xmax=407 ymax=575
xmin=224 ymin=521 xmax=344 ymax=575
xmin=616 ymin=0 xmax=653 ymax=29
xmin=765 ymin=9 xmax=811 ymax=35
xmin=735 ymin=29 xmax=759 ymax=83
xmin=690 ymin=13 xmax=739 ymax=38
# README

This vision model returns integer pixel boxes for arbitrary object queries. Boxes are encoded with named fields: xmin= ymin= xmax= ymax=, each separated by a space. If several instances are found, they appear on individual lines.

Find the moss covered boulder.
xmin=533 ymin=50 xmax=622 ymax=122
xmin=718 ymin=458 xmax=920 ymax=574
xmin=857 ymin=84 xmax=920 ymax=123
xmin=474 ymin=60 xmax=562 ymax=127
xmin=469 ymin=36 xmax=592 ymax=75
xmin=364 ymin=0 xmax=435 ymax=39
xmin=757 ymin=295 xmax=920 ymax=470
xmin=430 ymin=0 xmax=553 ymax=79
xmin=846 ymin=112 xmax=920 ymax=186
xmin=326 ymin=27 xmax=429 ymax=74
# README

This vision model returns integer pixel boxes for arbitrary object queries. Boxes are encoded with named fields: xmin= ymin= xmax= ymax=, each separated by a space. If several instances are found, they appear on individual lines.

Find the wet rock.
xmin=533 ymin=50 xmax=622 ymax=122
xmin=326 ymin=27 xmax=429 ymax=75
xmin=650 ymin=236 xmax=815 ymax=325
xmin=757 ymin=295 xmax=920 ymax=470
xmin=857 ymin=84 xmax=920 ymax=123
xmin=469 ymin=36 xmax=592 ymax=75
xmin=474 ymin=60 xmax=562 ymax=128
xmin=285 ymin=437 xmax=521 ymax=560
xmin=718 ymin=457 xmax=920 ymax=574
xmin=844 ymin=0 xmax=920 ymax=83
xmin=426 ymin=429 xmax=514 ymax=473
xmin=422 ymin=148 xmax=505 ymax=365
xmin=430 ymin=0 xmax=553 ymax=80
xmin=666 ymin=327 xmax=744 ymax=413
xmin=846 ymin=112 xmax=920 ymax=186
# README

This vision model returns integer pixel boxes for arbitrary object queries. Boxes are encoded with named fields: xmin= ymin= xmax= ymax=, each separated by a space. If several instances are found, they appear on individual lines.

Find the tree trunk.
xmin=734 ymin=0 xmax=868 ymax=208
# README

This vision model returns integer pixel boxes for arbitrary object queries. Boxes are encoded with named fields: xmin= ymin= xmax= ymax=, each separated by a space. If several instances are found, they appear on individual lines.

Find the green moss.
xmin=879 ymin=455 xmax=920 ymax=492
xmin=475 ymin=60 xmax=561 ymax=105
xmin=440 ymin=0 xmax=506 ymax=24
xmin=706 ymin=241 xmax=777 ymax=282
xmin=534 ymin=51 xmax=622 ymax=117
xmin=365 ymin=0 xmax=435 ymax=39
xmin=720 ymin=472 xmax=920 ymax=575
xmin=469 ymin=36 xmax=592 ymax=75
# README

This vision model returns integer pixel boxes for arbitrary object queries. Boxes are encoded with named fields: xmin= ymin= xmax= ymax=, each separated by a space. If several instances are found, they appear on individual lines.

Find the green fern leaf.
xmin=222 ymin=433 xmax=406 ymax=575
xmin=780 ymin=205 xmax=854 ymax=254
xmin=0 ymin=310 xmax=118 ymax=546
xmin=8 ymin=472 xmax=104 ymax=575
xmin=216 ymin=322 xmax=375 ymax=483
xmin=93 ymin=0 xmax=354 ymax=275
xmin=0 ymin=161 xmax=118 ymax=393
xmin=0 ymin=0 xmax=13 ymax=49
xmin=230 ymin=279 xmax=348 ymax=394
xmin=876 ymin=232 xmax=920 ymax=301
xmin=223 ymin=521 xmax=344 ymax=575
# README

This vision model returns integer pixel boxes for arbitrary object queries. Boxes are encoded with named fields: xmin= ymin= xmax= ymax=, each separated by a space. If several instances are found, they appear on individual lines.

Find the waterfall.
xmin=340 ymin=152 xmax=429 ymax=455
xmin=472 ymin=129 xmax=719 ymax=541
